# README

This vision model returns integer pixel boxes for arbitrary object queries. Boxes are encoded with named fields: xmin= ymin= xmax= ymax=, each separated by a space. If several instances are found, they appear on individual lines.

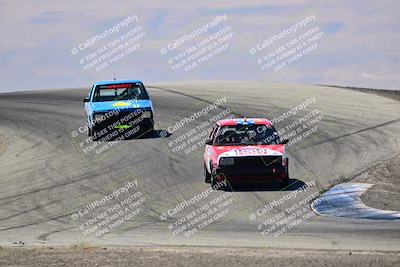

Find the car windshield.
xmin=214 ymin=124 xmax=280 ymax=145
xmin=92 ymin=83 xmax=149 ymax=102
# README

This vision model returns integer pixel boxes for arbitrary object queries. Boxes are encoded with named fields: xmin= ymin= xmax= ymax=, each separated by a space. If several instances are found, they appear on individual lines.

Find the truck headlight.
xmin=142 ymin=111 xmax=152 ymax=119
xmin=219 ymin=157 xmax=234 ymax=166
xmin=93 ymin=113 xmax=107 ymax=123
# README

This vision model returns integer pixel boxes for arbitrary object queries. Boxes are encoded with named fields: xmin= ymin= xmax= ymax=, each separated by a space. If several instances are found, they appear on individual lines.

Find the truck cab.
xmin=84 ymin=80 xmax=154 ymax=139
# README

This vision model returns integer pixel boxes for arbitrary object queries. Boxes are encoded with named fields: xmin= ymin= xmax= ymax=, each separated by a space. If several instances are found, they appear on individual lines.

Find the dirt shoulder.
xmin=354 ymin=153 xmax=400 ymax=212
xmin=0 ymin=246 xmax=399 ymax=267
xmin=323 ymin=85 xmax=400 ymax=212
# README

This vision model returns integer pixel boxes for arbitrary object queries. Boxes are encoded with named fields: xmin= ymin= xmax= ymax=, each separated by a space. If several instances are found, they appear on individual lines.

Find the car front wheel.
xmin=211 ymin=169 xmax=227 ymax=190
xmin=87 ymin=125 xmax=93 ymax=137
xmin=204 ymin=164 xmax=211 ymax=183
xmin=280 ymin=175 xmax=289 ymax=188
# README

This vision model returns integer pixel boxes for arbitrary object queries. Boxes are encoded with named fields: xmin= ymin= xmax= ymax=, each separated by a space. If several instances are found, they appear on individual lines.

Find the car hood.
xmin=215 ymin=145 xmax=284 ymax=160
xmin=90 ymin=100 xmax=152 ymax=113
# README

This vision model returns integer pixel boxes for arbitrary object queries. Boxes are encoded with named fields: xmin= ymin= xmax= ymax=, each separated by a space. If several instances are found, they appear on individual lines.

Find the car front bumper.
xmin=214 ymin=167 xmax=287 ymax=183
xmin=213 ymin=156 xmax=288 ymax=183
xmin=92 ymin=110 xmax=154 ymax=133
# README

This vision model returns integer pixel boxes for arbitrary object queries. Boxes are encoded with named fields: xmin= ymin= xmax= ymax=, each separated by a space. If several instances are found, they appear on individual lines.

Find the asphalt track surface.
xmin=0 ymin=82 xmax=399 ymax=252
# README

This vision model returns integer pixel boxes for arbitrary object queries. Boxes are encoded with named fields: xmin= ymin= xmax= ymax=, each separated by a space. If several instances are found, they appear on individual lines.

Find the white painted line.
xmin=312 ymin=183 xmax=400 ymax=220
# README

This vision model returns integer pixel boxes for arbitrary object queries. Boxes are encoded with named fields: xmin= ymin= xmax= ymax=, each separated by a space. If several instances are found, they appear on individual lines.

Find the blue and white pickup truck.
xmin=84 ymin=80 xmax=154 ymax=138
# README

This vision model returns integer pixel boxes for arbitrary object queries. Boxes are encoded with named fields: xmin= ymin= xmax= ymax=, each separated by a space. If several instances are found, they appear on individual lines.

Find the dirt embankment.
xmin=0 ymin=246 xmax=398 ymax=267
xmin=354 ymin=153 xmax=400 ymax=212
xmin=329 ymin=85 xmax=400 ymax=212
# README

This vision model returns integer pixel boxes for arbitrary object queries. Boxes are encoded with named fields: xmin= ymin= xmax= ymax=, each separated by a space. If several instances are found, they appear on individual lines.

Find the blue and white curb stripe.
xmin=312 ymin=183 xmax=400 ymax=220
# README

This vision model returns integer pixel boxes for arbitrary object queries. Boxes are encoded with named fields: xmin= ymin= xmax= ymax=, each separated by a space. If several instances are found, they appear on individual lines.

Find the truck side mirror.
xmin=205 ymin=139 xmax=213 ymax=145
xmin=83 ymin=97 xmax=90 ymax=103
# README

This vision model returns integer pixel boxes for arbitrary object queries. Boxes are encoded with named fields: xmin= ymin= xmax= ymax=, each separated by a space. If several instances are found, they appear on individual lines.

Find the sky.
xmin=0 ymin=0 xmax=399 ymax=92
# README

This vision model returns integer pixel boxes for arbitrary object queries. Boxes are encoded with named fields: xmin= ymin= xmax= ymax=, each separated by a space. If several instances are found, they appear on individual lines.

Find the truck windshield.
xmin=92 ymin=83 xmax=149 ymax=102
xmin=214 ymin=124 xmax=281 ymax=145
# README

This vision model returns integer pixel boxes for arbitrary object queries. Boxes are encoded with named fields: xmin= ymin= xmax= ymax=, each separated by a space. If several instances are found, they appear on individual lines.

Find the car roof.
xmin=217 ymin=118 xmax=273 ymax=126
xmin=93 ymin=79 xmax=143 ymax=87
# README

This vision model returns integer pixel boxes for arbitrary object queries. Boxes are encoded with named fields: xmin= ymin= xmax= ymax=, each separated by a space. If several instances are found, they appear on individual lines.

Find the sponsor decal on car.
xmin=218 ymin=147 xmax=282 ymax=159
xmin=112 ymin=101 xmax=131 ymax=107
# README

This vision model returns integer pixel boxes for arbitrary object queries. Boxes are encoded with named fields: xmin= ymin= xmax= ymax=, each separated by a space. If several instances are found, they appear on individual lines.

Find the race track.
xmin=0 ymin=82 xmax=399 ymax=251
